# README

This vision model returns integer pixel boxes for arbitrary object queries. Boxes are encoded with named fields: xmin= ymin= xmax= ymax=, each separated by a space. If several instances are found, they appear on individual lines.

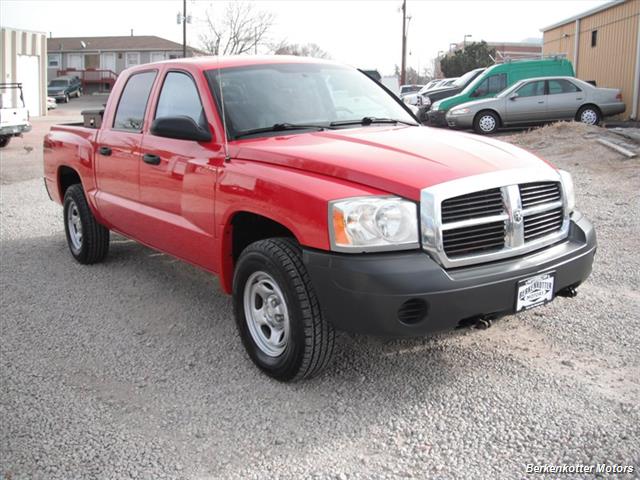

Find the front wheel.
xmin=64 ymin=93 xmax=70 ymax=103
xmin=473 ymin=111 xmax=500 ymax=134
xmin=0 ymin=136 xmax=10 ymax=148
xmin=63 ymin=184 xmax=110 ymax=264
xmin=233 ymin=238 xmax=335 ymax=381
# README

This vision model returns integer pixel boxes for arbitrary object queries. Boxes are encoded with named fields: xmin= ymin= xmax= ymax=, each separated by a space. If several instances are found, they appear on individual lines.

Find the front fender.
xmin=214 ymin=160 xmax=386 ymax=293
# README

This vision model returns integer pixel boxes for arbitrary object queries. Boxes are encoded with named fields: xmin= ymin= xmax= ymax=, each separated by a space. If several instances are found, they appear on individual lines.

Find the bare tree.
xmin=272 ymin=42 xmax=331 ymax=59
xmin=200 ymin=2 xmax=275 ymax=55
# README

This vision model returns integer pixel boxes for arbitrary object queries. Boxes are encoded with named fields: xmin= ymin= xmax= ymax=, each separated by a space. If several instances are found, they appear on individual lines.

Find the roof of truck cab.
xmin=136 ymin=55 xmax=343 ymax=71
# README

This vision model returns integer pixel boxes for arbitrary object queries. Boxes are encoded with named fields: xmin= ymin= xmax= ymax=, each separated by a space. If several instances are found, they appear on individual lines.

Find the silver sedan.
xmin=445 ymin=76 xmax=625 ymax=134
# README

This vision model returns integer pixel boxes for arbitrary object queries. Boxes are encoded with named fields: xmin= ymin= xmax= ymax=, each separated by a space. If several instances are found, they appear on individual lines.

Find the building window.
xmin=591 ymin=30 xmax=597 ymax=47
xmin=125 ymin=52 xmax=140 ymax=68
xmin=48 ymin=53 xmax=62 ymax=68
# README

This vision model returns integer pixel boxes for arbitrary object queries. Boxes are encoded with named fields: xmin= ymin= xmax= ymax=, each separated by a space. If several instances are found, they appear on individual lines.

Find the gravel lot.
xmin=1 ymin=117 xmax=639 ymax=479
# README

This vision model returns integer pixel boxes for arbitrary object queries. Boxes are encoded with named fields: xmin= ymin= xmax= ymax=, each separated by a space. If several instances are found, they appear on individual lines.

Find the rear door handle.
xmin=99 ymin=146 xmax=112 ymax=156
xmin=537 ymin=101 xmax=544 ymax=104
xmin=143 ymin=153 xmax=161 ymax=165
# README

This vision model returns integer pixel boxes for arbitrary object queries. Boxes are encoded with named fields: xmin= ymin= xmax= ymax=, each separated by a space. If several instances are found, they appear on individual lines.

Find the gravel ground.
xmin=1 ymin=121 xmax=639 ymax=479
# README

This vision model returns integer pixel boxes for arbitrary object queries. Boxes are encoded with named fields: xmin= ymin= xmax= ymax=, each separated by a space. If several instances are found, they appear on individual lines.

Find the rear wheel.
xmin=577 ymin=105 xmax=600 ymax=125
xmin=233 ymin=238 xmax=335 ymax=381
xmin=473 ymin=111 xmax=500 ymax=134
xmin=0 ymin=136 xmax=10 ymax=148
xmin=63 ymin=184 xmax=110 ymax=264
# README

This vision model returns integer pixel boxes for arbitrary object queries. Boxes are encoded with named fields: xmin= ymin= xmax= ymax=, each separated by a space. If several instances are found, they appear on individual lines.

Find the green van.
xmin=427 ymin=58 xmax=575 ymax=126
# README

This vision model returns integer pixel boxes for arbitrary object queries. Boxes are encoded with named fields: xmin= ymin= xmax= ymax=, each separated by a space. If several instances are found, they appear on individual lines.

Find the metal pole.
xmin=400 ymin=0 xmax=407 ymax=85
xmin=183 ymin=0 xmax=187 ymax=58
xmin=632 ymin=17 xmax=640 ymax=119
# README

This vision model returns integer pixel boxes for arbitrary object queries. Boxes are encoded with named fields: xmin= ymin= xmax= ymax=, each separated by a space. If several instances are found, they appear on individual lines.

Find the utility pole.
xmin=400 ymin=0 xmax=407 ymax=85
xmin=182 ymin=0 xmax=187 ymax=58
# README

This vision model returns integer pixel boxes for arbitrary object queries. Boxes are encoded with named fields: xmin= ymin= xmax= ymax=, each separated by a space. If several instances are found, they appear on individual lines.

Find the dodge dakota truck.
xmin=43 ymin=56 xmax=596 ymax=381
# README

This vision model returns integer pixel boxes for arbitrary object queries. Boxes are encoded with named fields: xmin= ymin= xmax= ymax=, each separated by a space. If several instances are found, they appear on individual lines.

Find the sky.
xmin=1 ymin=0 xmax=610 ymax=75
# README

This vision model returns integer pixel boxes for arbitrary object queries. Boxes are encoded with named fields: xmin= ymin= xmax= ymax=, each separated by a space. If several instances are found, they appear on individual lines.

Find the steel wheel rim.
xmin=67 ymin=199 xmax=83 ymax=251
xmin=479 ymin=115 xmax=496 ymax=132
xmin=243 ymin=271 xmax=290 ymax=357
xmin=581 ymin=109 xmax=597 ymax=125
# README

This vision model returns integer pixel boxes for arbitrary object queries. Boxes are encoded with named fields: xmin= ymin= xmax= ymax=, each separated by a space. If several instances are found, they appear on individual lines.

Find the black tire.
xmin=576 ymin=105 xmax=601 ymax=126
xmin=64 ymin=93 xmax=70 ymax=103
xmin=0 ymin=136 xmax=10 ymax=148
xmin=473 ymin=110 xmax=500 ymax=134
xmin=63 ymin=184 xmax=110 ymax=264
xmin=233 ymin=238 xmax=335 ymax=381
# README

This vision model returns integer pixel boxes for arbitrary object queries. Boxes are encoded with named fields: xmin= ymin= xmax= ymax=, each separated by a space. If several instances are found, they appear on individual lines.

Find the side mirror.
xmin=509 ymin=93 xmax=519 ymax=101
xmin=150 ymin=116 xmax=212 ymax=142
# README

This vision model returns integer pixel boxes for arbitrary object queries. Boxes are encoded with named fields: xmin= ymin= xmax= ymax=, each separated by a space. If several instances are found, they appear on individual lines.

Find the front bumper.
xmin=445 ymin=112 xmax=475 ymax=129
xmin=303 ymin=213 xmax=595 ymax=337
xmin=49 ymin=92 xmax=67 ymax=100
xmin=427 ymin=109 xmax=448 ymax=127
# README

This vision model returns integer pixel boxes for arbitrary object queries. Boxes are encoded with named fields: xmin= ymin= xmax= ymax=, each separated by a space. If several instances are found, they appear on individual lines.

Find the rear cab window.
xmin=113 ymin=71 xmax=157 ymax=132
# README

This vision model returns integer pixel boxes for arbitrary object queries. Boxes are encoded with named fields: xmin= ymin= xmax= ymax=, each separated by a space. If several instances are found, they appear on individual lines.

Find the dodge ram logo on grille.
xmin=513 ymin=209 xmax=523 ymax=223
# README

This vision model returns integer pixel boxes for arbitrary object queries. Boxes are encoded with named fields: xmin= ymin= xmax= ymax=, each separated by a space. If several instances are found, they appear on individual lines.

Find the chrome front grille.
xmin=524 ymin=207 xmax=564 ymax=241
xmin=441 ymin=188 xmax=503 ymax=222
xmin=421 ymin=168 xmax=570 ymax=268
xmin=519 ymin=182 xmax=561 ymax=208
xmin=442 ymin=220 xmax=506 ymax=257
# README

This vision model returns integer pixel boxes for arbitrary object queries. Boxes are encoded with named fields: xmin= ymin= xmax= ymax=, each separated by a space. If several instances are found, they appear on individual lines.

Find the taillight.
xmin=616 ymin=92 xmax=622 ymax=101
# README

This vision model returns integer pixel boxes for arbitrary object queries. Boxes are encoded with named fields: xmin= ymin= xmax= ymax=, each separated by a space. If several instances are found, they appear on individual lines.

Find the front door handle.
xmin=99 ymin=146 xmax=112 ymax=156
xmin=537 ymin=101 xmax=544 ymax=104
xmin=143 ymin=153 xmax=161 ymax=165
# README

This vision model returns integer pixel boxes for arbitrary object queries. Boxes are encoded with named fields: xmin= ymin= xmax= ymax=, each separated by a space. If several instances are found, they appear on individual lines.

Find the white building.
xmin=0 ymin=27 xmax=48 ymax=117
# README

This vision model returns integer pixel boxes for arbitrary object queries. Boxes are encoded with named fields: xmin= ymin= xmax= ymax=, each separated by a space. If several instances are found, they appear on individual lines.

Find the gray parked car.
xmin=445 ymin=76 xmax=625 ymax=134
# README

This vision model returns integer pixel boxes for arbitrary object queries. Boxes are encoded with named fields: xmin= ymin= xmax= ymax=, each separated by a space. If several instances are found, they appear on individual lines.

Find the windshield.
xmin=49 ymin=80 xmax=68 ymax=87
xmin=206 ymin=63 xmax=415 ymax=138
xmin=453 ymin=69 xmax=482 ymax=88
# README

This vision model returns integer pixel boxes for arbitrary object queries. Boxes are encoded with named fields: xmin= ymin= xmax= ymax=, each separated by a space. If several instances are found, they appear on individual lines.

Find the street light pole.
xmin=400 ymin=0 xmax=407 ymax=85
xmin=463 ymin=34 xmax=472 ymax=50
xmin=182 ymin=0 xmax=187 ymax=58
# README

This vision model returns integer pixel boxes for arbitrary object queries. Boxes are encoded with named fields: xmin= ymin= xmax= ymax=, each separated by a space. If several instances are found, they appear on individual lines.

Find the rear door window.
xmin=113 ymin=71 xmax=157 ymax=132
xmin=548 ymin=79 xmax=581 ymax=94
xmin=473 ymin=73 xmax=507 ymax=96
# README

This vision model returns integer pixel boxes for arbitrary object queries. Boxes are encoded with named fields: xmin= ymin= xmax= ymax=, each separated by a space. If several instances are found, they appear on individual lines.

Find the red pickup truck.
xmin=44 ymin=57 xmax=596 ymax=381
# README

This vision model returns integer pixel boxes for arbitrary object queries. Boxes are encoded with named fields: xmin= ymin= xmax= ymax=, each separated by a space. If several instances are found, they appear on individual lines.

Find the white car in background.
xmin=47 ymin=97 xmax=57 ymax=110
xmin=0 ymin=83 xmax=32 ymax=148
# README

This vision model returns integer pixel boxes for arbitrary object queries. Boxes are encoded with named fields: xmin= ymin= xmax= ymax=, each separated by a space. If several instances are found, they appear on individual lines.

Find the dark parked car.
xmin=416 ymin=68 xmax=485 ymax=122
xmin=47 ymin=76 xmax=82 ymax=103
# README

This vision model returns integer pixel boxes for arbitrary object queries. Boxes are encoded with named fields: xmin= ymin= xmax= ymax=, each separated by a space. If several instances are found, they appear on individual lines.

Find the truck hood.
xmin=235 ymin=126 xmax=551 ymax=201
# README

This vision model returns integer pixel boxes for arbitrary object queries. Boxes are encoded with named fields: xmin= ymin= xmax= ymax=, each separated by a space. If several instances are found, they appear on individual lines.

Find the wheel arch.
xmin=219 ymin=210 xmax=300 ymax=294
xmin=57 ymin=165 xmax=82 ymax=200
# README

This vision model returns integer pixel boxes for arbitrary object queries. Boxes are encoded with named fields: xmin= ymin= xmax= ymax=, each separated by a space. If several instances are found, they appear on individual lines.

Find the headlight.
xmin=329 ymin=196 xmax=419 ymax=252
xmin=431 ymin=101 xmax=441 ymax=111
xmin=450 ymin=108 xmax=471 ymax=116
xmin=422 ymin=96 xmax=431 ymax=107
xmin=558 ymin=170 xmax=575 ymax=213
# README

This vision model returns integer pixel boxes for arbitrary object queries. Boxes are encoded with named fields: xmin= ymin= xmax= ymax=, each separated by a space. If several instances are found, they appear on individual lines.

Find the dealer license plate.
xmin=516 ymin=273 xmax=555 ymax=312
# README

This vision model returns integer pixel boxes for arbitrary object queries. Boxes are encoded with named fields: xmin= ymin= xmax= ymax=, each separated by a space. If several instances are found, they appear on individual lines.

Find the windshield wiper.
xmin=234 ymin=123 xmax=334 ymax=138
xmin=330 ymin=117 xmax=418 ymax=127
